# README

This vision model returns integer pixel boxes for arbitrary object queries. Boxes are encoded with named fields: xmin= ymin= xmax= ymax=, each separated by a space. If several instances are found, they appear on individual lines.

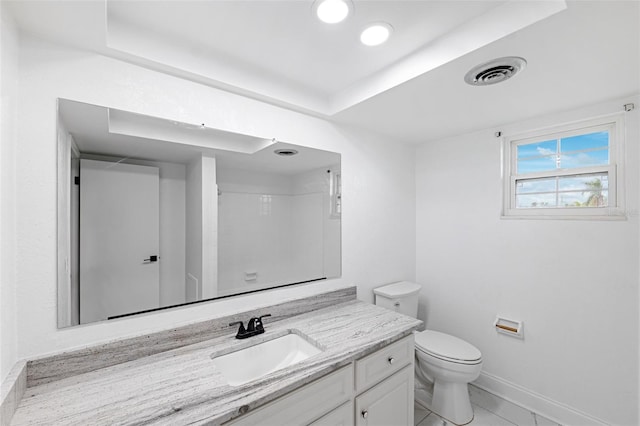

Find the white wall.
xmin=291 ymin=193 xmax=324 ymax=281
xmin=0 ymin=5 xmax=19 ymax=383
xmin=155 ymin=161 xmax=186 ymax=307
xmin=415 ymin=97 xmax=639 ymax=425
xmin=216 ymin=167 xmax=294 ymax=293
xmin=185 ymin=154 xmax=218 ymax=301
xmin=185 ymin=156 xmax=204 ymax=301
xmin=201 ymin=155 xmax=218 ymax=299
xmin=3 ymin=34 xmax=415 ymax=373
xmin=217 ymin=167 xmax=292 ymax=195
xmin=218 ymin=191 xmax=296 ymax=291
xmin=294 ymin=166 xmax=342 ymax=279
xmin=217 ymin=167 xmax=332 ymax=293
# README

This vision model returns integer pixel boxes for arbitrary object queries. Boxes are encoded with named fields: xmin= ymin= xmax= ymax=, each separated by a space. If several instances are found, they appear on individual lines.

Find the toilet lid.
xmin=373 ymin=281 xmax=421 ymax=298
xmin=415 ymin=330 xmax=482 ymax=364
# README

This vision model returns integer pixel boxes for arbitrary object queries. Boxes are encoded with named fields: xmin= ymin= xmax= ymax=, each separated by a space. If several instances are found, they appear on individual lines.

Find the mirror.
xmin=57 ymin=99 xmax=341 ymax=328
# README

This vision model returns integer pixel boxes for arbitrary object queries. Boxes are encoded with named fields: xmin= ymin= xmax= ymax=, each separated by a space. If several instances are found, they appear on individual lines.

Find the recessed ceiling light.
xmin=314 ymin=0 xmax=351 ymax=24
xmin=360 ymin=23 xmax=393 ymax=46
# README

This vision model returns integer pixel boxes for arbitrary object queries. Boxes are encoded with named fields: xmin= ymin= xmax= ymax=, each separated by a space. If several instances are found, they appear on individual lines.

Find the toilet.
xmin=374 ymin=282 xmax=482 ymax=426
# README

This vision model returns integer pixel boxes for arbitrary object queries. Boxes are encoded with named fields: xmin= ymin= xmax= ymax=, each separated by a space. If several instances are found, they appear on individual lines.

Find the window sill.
xmin=501 ymin=208 xmax=628 ymax=221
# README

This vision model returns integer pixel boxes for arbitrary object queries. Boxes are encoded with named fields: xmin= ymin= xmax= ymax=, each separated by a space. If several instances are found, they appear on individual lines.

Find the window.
xmin=329 ymin=169 xmax=341 ymax=218
xmin=502 ymin=115 xmax=625 ymax=219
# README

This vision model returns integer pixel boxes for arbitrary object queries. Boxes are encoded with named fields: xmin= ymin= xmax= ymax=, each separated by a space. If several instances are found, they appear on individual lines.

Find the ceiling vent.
xmin=464 ymin=57 xmax=527 ymax=86
xmin=274 ymin=148 xmax=299 ymax=157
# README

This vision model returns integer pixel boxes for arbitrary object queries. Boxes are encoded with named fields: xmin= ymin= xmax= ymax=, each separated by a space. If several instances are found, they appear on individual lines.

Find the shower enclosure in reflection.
xmin=217 ymin=164 xmax=341 ymax=297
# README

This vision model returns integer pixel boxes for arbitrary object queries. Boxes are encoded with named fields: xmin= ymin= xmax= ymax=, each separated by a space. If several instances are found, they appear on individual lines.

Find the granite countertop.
xmin=10 ymin=300 xmax=421 ymax=425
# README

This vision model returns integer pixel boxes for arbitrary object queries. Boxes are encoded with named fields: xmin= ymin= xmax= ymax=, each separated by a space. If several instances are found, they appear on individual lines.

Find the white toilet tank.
xmin=373 ymin=281 xmax=421 ymax=318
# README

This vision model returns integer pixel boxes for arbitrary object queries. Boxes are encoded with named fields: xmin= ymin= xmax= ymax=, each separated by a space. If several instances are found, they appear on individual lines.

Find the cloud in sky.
xmin=536 ymin=147 xmax=555 ymax=156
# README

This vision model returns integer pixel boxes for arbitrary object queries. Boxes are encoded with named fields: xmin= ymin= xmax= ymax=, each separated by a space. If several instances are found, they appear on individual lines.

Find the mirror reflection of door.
xmin=79 ymin=159 xmax=160 ymax=324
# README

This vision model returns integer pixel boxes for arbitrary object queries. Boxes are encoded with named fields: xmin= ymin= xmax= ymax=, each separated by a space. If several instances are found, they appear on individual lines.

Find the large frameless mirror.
xmin=57 ymin=99 xmax=341 ymax=328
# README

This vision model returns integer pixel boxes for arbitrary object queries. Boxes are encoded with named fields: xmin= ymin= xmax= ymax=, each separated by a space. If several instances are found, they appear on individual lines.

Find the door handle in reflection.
xmin=143 ymin=255 xmax=159 ymax=263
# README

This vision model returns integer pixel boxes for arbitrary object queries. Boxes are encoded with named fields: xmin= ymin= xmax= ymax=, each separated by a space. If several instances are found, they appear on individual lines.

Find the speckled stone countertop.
xmin=11 ymin=300 xmax=421 ymax=425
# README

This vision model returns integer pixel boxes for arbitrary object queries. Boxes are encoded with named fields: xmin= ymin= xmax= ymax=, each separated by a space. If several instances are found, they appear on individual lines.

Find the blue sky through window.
xmin=516 ymin=131 xmax=609 ymax=174
xmin=516 ymin=139 xmax=556 ymax=158
xmin=562 ymin=131 xmax=608 ymax=152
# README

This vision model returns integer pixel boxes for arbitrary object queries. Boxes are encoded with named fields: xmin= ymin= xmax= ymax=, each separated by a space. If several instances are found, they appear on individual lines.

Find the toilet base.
xmin=414 ymin=368 xmax=474 ymax=426
xmin=430 ymin=379 xmax=474 ymax=425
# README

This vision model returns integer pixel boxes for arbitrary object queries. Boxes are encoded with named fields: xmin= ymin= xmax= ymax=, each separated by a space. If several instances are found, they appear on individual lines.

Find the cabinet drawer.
xmin=309 ymin=401 xmax=354 ymax=426
xmin=355 ymin=334 xmax=413 ymax=393
xmin=226 ymin=364 xmax=353 ymax=426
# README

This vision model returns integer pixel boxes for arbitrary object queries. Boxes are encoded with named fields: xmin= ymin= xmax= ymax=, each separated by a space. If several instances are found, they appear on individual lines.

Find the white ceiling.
xmin=334 ymin=0 xmax=640 ymax=143
xmin=108 ymin=0 xmax=503 ymax=95
xmin=6 ymin=0 xmax=567 ymax=115
xmin=6 ymin=0 xmax=640 ymax=144
xmin=59 ymin=99 xmax=340 ymax=175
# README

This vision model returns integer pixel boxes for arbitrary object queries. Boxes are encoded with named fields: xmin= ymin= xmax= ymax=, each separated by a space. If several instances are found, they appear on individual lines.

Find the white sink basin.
xmin=212 ymin=332 xmax=323 ymax=386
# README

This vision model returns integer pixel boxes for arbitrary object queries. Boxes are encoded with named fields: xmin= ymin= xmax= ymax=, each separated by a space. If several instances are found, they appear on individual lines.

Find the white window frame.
xmin=329 ymin=169 xmax=341 ymax=219
xmin=502 ymin=114 xmax=626 ymax=220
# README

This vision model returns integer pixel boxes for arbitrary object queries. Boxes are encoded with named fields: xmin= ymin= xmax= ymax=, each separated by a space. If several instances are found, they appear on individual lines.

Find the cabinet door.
xmin=355 ymin=365 xmax=414 ymax=426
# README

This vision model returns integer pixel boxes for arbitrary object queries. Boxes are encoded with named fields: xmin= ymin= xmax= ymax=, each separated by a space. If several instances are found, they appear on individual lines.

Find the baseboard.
xmin=471 ymin=371 xmax=609 ymax=426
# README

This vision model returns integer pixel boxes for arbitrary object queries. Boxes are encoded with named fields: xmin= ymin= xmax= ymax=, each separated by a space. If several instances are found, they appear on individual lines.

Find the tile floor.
xmin=415 ymin=402 xmax=517 ymax=426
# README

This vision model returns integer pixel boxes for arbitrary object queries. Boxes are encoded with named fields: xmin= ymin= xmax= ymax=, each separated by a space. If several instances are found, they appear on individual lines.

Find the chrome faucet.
xmin=229 ymin=314 xmax=271 ymax=339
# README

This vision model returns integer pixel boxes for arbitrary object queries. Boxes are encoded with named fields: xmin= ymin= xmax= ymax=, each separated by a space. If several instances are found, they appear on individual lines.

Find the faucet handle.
xmin=255 ymin=314 xmax=271 ymax=332
xmin=247 ymin=314 xmax=271 ymax=332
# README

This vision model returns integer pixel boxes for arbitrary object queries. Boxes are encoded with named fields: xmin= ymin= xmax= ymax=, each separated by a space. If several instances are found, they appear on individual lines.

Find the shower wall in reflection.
xmin=217 ymin=165 xmax=340 ymax=296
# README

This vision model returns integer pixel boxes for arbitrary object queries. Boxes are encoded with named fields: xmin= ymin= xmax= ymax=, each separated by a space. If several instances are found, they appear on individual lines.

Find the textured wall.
xmin=1 ymin=6 xmax=19 ymax=383
xmin=416 ymin=97 xmax=639 ymax=425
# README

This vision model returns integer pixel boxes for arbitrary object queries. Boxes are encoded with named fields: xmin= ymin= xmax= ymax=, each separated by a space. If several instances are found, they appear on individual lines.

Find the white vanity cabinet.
xmin=225 ymin=335 xmax=414 ymax=426
xmin=354 ymin=336 xmax=414 ymax=426
xmin=354 ymin=365 xmax=413 ymax=426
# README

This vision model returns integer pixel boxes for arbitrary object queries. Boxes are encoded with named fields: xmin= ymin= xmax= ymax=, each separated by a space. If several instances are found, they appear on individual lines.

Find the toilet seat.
xmin=415 ymin=330 xmax=482 ymax=365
